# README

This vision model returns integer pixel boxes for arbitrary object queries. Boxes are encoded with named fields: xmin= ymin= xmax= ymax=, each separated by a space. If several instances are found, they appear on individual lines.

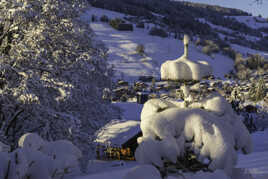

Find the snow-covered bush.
xmin=136 ymin=44 xmax=145 ymax=56
xmin=0 ymin=133 xmax=82 ymax=179
xmin=201 ymin=40 xmax=220 ymax=56
xmin=135 ymin=92 xmax=252 ymax=177
xmin=246 ymin=54 xmax=265 ymax=70
xmin=109 ymin=18 xmax=124 ymax=29
xmin=248 ymin=78 xmax=266 ymax=101
xmin=0 ymin=0 xmax=117 ymax=163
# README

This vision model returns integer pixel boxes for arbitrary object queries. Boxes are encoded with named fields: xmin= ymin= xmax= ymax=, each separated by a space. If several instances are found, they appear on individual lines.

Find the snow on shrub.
xmin=136 ymin=44 xmax=145 ymax=56
xmin=135 ymin=93 xmax=252 ymax=177
xmin=0 ymin=133 xmax=82 ymax=179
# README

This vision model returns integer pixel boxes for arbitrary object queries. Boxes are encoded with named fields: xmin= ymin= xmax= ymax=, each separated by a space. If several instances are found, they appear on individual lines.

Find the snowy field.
xmin=81 ymin=7 xmax=234 ymax=82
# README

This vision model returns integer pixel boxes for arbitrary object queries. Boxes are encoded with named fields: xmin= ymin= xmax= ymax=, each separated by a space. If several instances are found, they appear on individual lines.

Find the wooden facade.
xmin=96 ymin=131 xmax=142 ymax=161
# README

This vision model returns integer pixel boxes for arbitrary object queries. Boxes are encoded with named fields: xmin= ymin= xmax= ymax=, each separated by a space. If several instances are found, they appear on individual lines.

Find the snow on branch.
xmin=135 ymin=92 xmax=252 ymax=177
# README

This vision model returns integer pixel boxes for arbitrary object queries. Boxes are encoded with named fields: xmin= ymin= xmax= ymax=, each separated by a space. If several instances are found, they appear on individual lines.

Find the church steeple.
xmin=183 ymin=34 xmax=190 ymax=58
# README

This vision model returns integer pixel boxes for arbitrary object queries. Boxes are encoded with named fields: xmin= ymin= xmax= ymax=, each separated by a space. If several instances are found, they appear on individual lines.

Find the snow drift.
xmin=0 ymin=133 xmax=82 ymax=179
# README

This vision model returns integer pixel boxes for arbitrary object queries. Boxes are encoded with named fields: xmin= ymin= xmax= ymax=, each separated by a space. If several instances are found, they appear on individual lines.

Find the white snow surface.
xmin=136 ymin=96 xmax=252 ymax=177
xmin=0 ymin=133 xmax=82 ymax=179
xmin=198 ymin=18 xmax=233 ymax=33
xmin=0 ymin=141 xmax=10 ymax=152
xmin=168 ymin=169 xmax=231 ymax=179
xmin=123 ymin=165 xmax=161 ymax=179
xmin=82 ymin=7 xmax=234 ymax=82
xmin=18 ymin=133 xmax=45 ymax=151
xmin=160 ymin=55 xmax=212 ymax=80
xmin=95 ymin=119 xmax=140 ymax=146
xmin=231 ymin=16 xmax=268 ymax=29
xmin=231 ymin=44 xmax=267 ymax=57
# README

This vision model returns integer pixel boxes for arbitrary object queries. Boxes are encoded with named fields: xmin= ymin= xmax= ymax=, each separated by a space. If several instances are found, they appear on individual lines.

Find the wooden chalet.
xmin=94 ymin=119 xmax=142 ymax=160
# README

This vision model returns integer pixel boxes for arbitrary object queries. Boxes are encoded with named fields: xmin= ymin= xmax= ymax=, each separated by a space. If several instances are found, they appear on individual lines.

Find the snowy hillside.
xmin=231 ymin=16 xmax=268 ymax=29
xmin=81 ymin=7 xmax=234 ymax=82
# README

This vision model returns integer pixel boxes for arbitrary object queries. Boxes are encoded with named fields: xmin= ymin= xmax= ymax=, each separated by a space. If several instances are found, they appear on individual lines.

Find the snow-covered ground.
xmin=82 ymin=7 xmax=234 ymax=82
xmin=198 ymin=18 xmax=233 ymax=33
xmin=231 ymin=16 xmax=268 ymax=30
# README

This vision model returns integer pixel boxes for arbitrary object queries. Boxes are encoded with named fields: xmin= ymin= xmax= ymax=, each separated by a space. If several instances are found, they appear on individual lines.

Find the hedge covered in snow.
xmin=134 ymin=90 xmax=252 ymax=178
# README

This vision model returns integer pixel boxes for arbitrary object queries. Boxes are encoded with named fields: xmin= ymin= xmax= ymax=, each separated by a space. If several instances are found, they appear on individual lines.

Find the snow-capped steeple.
xmin=183 ymin=34 xmax=190 ymax=58
xmin=160 ymin=34 xmax=212 ymax=81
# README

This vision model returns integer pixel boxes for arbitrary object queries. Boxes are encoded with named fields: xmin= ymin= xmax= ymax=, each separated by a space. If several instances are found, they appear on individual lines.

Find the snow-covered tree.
xmin=0 ymin=0 xmax=117 ymax=164
xmin=135 ymin=92 xmax=252 ymax=178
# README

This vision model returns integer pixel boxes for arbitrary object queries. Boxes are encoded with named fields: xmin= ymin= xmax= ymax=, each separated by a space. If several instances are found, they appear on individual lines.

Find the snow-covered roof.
xmin=95 ymin=120 xmax=141 ymax=146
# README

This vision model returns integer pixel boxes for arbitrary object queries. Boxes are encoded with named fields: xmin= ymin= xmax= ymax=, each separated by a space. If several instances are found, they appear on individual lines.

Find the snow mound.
xmin=161 ymin=57 xmax=212 ymax=81
xmin=124 ymin=165 xmax=162 ymax=179
xmin=0 ymin=133 xmax=82 ymax=179
xmin=136 ymin=96 xmax=252 ymax=177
